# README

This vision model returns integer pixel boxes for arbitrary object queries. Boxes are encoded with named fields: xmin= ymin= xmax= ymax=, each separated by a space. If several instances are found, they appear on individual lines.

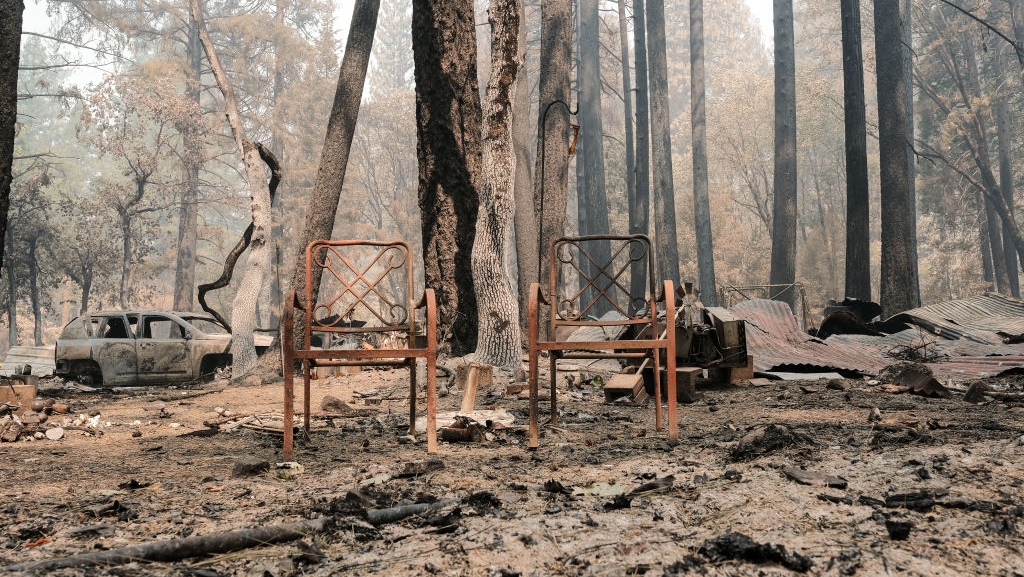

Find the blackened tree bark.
xmin=631 ymin=0 xmax=652 ymax=299
xmin=173 ymin=15 xmax=203 ymax=312
xmin=0 ymin=0 xmax=23 ymax=272
xmin=28 ymin=237 xmax=42 ymax=345
xmin=647 ymin=0 xmax=680 ymax=285
xmin=842 ymin=0 xmax=870 ymax=302
xmin=618 ymin=0 xmax=641 ymax=305
xmin=413 ymin=0 xmax=482 ymax=355
xmin=964 ymin=31 xmax=1008 ymax=293
xmin=577 ymin=0 xmax=612 ymax=308
xmin=770 ymin=0 xmax=798 ymax=309
xmin=512 ymin=0 xmax=534 ymax=328
xmin=994 ymin=49 xmax=1019 ymax=296
xmin=473 ymin=0 xmax=521 ymax=369
xmin=874 ymin=0 xmax=918 ymax=316
xmin=902 ymin=0 xmax=920 ymax=306
xmin=690 ymin=0 xmax=717 ymax=306
xmin=533 ymin=0 xmax=572 ymax=325
xmin=285 ymin=0 xmax=379 ymax=348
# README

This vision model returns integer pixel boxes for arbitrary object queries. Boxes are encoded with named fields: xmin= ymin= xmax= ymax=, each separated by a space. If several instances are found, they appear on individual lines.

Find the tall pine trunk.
xmin=770 ymin=0 xmax=798 ymax=310
xmin=994 ymin=49 xmax=1019 ymax=296
xmin=965 ymin=32 xmax=1008 ymax=292
xmin=618 ymin=0 xmax=641 ymax=305
xmin=631 ymin=0 xmax=652 ymax=299
xmin=647 ymin=0 xmax=679 ymax=285
xmin=512 ymin=0 xmax=535 ymax=329
xmin=173 ymin=15 xmax=202 ymax=312
xmin=533 ymin=0 xmax=572 ymax=333
xmin=413 ymin=0 xmax=482 ymax=355
xmin=874 ymin=0 xmax=917 ymax=316
xmin=577 ymin=0 xmax=612 ymax=309
xmin=473 ymin=0 xmax=522 ymax=369
xmin=0 ymin=0 xmax=21 ymax=272
xmin=285 ymin=0 xmax=379 ymax=350
xmin=841 ymin=0 xmax=871 ymax=302
xmin=690 ymin=0 xmax=716 ymax=306
xmin=902 ymin=0 xmax=920 ymax=306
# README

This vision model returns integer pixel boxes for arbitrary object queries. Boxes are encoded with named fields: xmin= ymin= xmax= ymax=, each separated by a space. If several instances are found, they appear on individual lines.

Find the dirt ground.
xmin=1 ymin=360 xmax=1023 ymax=577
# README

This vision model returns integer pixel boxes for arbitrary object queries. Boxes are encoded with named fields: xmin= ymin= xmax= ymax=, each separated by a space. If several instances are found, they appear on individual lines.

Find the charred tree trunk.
xmin=28 ymin=237 xmax=42 ymax=346
xmin=647 ymin=0 xmax=680 ymax=285
xmin=577 ymin=0 xmax=612 ymax=310
xmin=875 ymin=0 xmax=918 ymax=316
xmin=771 ymin=0 xmax=798 ymax=310
xmin=173 ymin=14 xmax=203 ymax=312
xmin=532 ymin=0 xmax=572 ymax=339
xmin=283 ymin=0 xmax=379 ymax=351
xmin=4 ymin=225 xmax=17 ymax=346
xmin=473 ymin=0 xmax=522 ymax=369
xmin=511 ymin=0 xmax=534 ymax=329
xmin=117 ymin=164 xmax=151 ymax=310
xmin=631 ymin=0 xmax=652 ymax=300
xmin=618 ymin=0 xmax=641 ymax=305
xmin=841 ymin=0 xmax=871 ymax=302
xmin=690 ymin=0 xmax=717 ymax=306
xmin=964 ymin=33 xmax=1009 ymax=293
xmin=0 ymin=0 xmax=21 ymax=272
xmin=413 ymin=0 xmax=482 ymax=355
xmin=994 ymin=49 xmax=1019 ymax=296
xmin=902 ymin=0 xmax=920 ymax=305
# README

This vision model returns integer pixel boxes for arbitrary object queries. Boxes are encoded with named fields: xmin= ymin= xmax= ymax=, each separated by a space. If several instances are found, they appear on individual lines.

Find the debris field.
xmin=1 ymin=363 xmax=1023 ymax=576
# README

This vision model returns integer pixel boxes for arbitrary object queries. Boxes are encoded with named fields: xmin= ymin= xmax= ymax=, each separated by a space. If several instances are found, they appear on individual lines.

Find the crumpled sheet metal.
xmin=884 ymin=292 xmax=1024 ymax=344
xmin=730 ymin=299 xmax=888 ymax=375
xmin=728 ymin=298 xmax=1024 ymax=380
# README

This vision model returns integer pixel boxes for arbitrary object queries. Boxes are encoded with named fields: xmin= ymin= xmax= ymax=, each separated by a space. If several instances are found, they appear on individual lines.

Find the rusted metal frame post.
xmin=282 ymin=290 xmax=296 ymax=461
xmin=651 ymin=291 xmax=662 ymax=431
xmin=528 ymin=282 xmax=543 ymax=448
xmin=303 ymin=359 xmax=312 ymax=432
xmin=424 ymin=288 xmax=438 ymax=452
xmin=662 ymin=279 xmax=678 ymax=442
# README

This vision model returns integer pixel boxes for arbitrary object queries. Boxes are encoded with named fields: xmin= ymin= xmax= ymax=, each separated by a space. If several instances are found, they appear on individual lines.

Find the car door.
xmin=90 ymin=314 xmax=138 ymax=385
xmin=137 ymin=314 xmax=192 ymax=384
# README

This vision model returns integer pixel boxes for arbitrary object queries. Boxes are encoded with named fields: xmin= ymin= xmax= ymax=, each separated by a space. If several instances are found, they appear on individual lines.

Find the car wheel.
xmin=71 ymin=361 xmax=103 ymax=386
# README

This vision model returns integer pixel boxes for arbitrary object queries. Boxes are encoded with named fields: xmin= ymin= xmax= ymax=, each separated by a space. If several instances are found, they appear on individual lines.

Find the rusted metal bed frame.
xmin=281 ymin=240 xmax=438 ymax=460
xmin=527 ymin=234 xmax=678 ymax=447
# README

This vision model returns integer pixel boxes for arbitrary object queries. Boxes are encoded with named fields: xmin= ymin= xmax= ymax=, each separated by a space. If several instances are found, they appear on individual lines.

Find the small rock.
xmin=169 ymin=423 xmax=181 ymax=429
xmin=131 ymin=430 xmax=142 ymax=438
xmin=45 ymin=427 xmax=65 ymax=440
xmin=868 ymin=407 xmax=882 ymax=423
xmin=275 ymin=462 xmax=305 ymax=480
xmin=885 ymin=518 xmax=913 ymax=540
xmin=232 ymin=458 xmax=272 ymax=478
xmin=33 ymin=432 xmax=45 ymax=440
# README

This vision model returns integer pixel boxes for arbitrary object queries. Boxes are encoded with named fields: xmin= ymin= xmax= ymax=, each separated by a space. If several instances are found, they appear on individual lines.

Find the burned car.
xmin=54 ymin=311 xmax=263 ymax=386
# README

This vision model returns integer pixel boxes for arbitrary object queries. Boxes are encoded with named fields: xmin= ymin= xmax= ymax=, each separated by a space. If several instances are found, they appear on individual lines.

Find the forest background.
xmin=3 ymin=0 xmax=1018 ymax=354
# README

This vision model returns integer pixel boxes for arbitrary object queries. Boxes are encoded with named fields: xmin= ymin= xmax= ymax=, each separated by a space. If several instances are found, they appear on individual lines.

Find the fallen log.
xmin=366 ymin=498 xmax=461 ymax=526
xmin=2 ymin=517 xmax=333 ymax=573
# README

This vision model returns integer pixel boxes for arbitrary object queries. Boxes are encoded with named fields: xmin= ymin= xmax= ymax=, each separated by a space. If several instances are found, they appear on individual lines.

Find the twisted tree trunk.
xmin=472 ymin=0 xmax=522 ymax=369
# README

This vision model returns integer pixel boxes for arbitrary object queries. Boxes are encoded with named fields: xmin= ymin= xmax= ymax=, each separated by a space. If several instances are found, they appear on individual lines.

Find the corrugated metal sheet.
xmin=884 ymin=293 xmax=1024 ymax=344
xmin=729 ymin=299 xmax=888 ymax=375
xmin=0 ymin=346 xmax=55 ymax=376
xmin=728 ymin=298 xmax=1024 ymax=380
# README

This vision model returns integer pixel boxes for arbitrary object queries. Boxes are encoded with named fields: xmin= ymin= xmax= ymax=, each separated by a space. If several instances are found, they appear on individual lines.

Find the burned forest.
xmin=3 ymin=0 xmax=1024 ymax=576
